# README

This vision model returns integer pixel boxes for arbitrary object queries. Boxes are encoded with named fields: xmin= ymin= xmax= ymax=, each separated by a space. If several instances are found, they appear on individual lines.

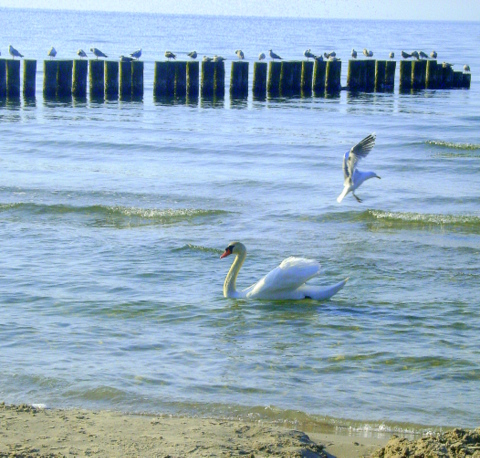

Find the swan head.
xmin=220 ymin=241 xmax=246 ymax=259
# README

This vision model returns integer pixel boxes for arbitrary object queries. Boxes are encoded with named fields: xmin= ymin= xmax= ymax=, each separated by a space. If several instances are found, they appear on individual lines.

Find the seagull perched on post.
xmin=430 ymin=50 xmax=437 ymax=59
xmin=269 ymin=49 xmax=282 ymax=60
xmin=363 ymin=48 xmax=373 ymax=58
xmin=48 ymin=47 xmax=57 ymax=59
xmin=187 ymin=51 xmax=197 ymax=59
xmin=77 ymin=49 xmax=87 ymax=59
xmin=337 ymin=133 xmax=380 ymax=204
xmin=464 ymin=64 xmax=471 ymax=72
xmin=90 ymin=47 xmax=107 ymax=59
xmin=213 ymin=55 xmax=226 ymax=62
xmin=235 ymin=49 xmax=244 ymax=60
xmin=130 ymin=49 xmax=142 ymax=60
xmin=351 ymin=49 xmax=357 ymax=59
xmin=411 ymin=51 xmax=420 ymax=60
xmin=119 ymin=55 xmax=134 ymax=62
xmin=258 ymin=52 xmax=265 ymax=61
xmin=165 ymin=51 xmax=176 ymax=60
xmin=419 ymin=51 xmax=428 ymax=59
xmin=401 ymin=50 xmax=412 ymax=59
xmin=304 ymin=49 xmax=316 ymax=60
xmin=9 ymin=45 xmax=23 ymax=59
xmin=324 ymin=51 xmax=336 ymax=59
xmin=389 ymin=51 xmax=395 ymax=59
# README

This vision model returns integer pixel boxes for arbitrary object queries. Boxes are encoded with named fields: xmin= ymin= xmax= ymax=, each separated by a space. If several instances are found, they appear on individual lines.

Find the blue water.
xmin=1 ymin=8 xmax=479 ymax=434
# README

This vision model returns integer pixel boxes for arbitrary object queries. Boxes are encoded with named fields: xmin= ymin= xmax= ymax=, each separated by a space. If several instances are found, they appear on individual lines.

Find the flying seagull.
xmin=77 ymin=49 xmax=87 ymax=59
xmin=165 ymin=51 xmax=176 ymax=60
xmin=90 ymin=47 xmax=107 ymax=59
xmin=187 ymin=51 xmax=197 ymax=59
xmin=48 ymin=47 xmax=57 ymax=59
xmin=337 ymin=133 xmax=380 ymax=203
xmin=9 ymin=45 xmax=23 ymax=59
xmin=130 ymin=49 xmax=142 ymax=60
xmin=235 ymin=49 xmax=244 ymax=59
xmin=269 ymin=49 xmax=282 ymax=60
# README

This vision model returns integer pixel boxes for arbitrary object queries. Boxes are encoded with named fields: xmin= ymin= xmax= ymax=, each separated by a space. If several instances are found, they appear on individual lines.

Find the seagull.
xmin=77 ymin=49 xmax=87 ymax=59
xmin=48 ymin=47 xmax=57 ymax=59
xmin=363 ymin=48 xmax=373 ymax=58
xmin=130 ymin=49 xmax=142 ymax=60
xmin=304 ymin=49 xmax=316 ymax=60
xmin=351 ymin=49 xmax=357 ymax=59
xmin=213 ymin=55 xmax=226 ymax=62
xmin=235 ymin=49 xmax=244 ymax=59
xmin=337 ymin=133 xmax=380 ymax=204
xmin=464 ymin=64 xmax=471 ymax=72
xmin=419 ymin=51 xmax=428 ymax=59
xmin=389 ymin=51 xmax=395 ymax=59
xmin=203 ymin=56 xmax=213 ymax=62
xmin=165 ymin=50 xmax=176 ymax=60
xmin=324 ymin=51 xmax=336 ymax=59
xmin=314 ymin=55 xmax=324 ymax=62
xmin=9 ymin=45 xmax=23 ymax=59
xmin=430 ymin=50 xmax=437 ymax=59
xmin=90 ymin=47 xmax=107 ymax=59
xmin=258 ymin=52 xmax=266 ymax=60
xmin=187 ymin=51 xmax=197 ymax=59
xmin=401 ymin=50 xmax=412 ymax=59
xmin=119 ymin=55 xmax=134 ymax=62
xmin=269 ymin=49 xmax=282 ymax=60
xmin=411 ymin=51 xmax=420 ymax=60
xmin=442 ymin=62 xmax=453 ymax=68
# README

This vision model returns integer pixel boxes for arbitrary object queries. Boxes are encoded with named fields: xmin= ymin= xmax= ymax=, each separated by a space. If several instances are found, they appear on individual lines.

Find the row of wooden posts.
xmin=0 ymin=58 xmax=471 ymax=100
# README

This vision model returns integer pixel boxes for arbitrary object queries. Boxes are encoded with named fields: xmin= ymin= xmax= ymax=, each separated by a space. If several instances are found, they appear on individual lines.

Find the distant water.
xmin=1 ymin=8 xmax=479 ymax=435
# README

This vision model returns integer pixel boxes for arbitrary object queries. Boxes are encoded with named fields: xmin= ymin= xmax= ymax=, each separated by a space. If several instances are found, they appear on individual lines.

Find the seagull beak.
xmin=220 ymin=250 xmax=231 ymax=259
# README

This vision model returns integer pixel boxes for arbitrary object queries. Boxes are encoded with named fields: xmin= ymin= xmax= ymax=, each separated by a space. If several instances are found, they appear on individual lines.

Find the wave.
xmin=0 ymin=202 xmax=228 ymax=228
xmin=426 ymin=140 xmax=480 ymax=150
xmin=426 ymin=140 xmax=480 ymax=158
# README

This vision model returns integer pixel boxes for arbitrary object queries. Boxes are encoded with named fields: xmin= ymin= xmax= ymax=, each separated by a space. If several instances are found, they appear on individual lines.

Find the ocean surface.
xmin=1 ymin=8 xmax=479 ymax=436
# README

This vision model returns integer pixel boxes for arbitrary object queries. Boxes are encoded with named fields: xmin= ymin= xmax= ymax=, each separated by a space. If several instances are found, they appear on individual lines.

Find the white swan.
xmin=337 ymin=133 xmax=380 ymax=203
xmin=220 ymin=242 xmax=348 ymax=301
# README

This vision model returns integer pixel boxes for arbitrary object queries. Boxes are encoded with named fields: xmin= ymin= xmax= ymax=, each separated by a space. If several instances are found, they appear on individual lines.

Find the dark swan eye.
xmin=225 ymin=245 xmax=234 ymax=254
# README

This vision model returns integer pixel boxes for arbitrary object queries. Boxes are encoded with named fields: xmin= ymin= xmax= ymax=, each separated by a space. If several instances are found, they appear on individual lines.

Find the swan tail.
xmin=337 ymin=187 xmax=349 ymax=203
xmin=303 ymin=278 xmax=349 ymax=301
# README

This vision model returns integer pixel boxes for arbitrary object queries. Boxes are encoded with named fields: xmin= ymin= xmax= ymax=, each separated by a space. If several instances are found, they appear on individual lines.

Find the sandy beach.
xmin=0 ymin=402 xmax=391 ymax=457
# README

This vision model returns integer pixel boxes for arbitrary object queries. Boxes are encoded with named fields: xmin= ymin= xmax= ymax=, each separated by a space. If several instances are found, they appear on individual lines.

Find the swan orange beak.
xmin=220 ymin=250 xmax=231 ymax=259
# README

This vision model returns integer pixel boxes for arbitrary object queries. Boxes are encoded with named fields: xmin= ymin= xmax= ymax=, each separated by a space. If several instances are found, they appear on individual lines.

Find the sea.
xmin=1 ymin=8 xmax=479 ymax=437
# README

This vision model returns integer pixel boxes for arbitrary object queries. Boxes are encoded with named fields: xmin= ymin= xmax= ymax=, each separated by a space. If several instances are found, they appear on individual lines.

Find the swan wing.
xmin=246 ymin=257 xmax=321 ymax=298
xmin=344 ymin=133 xmax=376 ymax=184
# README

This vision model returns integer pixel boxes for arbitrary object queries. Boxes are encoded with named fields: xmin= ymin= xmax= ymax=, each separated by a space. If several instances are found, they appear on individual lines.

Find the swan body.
xmin=337 ymin=133 xmax=380 ymax=203
xmin=221 ymin=242 xmax=348 ymax=301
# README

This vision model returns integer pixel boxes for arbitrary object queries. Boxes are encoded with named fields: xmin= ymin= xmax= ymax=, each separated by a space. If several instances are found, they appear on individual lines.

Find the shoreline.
xmin=0 ymin=402 xmax=390 ymax=457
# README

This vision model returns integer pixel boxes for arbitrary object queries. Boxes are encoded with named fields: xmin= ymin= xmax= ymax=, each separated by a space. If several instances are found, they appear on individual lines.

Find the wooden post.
xmin=0 ymin=59 xmax=6 ymax=97
xmin=385 ymin=61 xmax=396 ymax=91
xmin=463 ymin=73 xmax=471 ymax=89
xmin=325 ymin=60 xmax=341 ymax=93
xmin=201 ymin=60 xmax=215 ymax=97
xmin=313 ymin=60 xmax=326 ymax=94
xmin=411 ymin=60 xmax=427 ymax=89
xmin=280 ymin=61 xmax=294 ymax=95
xmin=23 ymin=59 xmax=36 ymax=98
xmin=440 ymin=65 xmax=454 ymax=89
xmin=301 ymin=61 xmax=313 ymax=94
xmin=291 ymin=61 xmax=302 ymax=94
xmin=365 ymin=59 xmax=375 ymax=92
xmin=347 ymin=60 xmax=365 ymax=91
xmin=175 ymin=61 xmax=187 ymax=97
xmin=186 ymin=61 xmax=199 ymax=97
xmin=73 ymin=59 xmax=88 ymax=97
xmin=214 ymin=60 xmax=225 ymax=97
xmin=399 ymin=60 xmax=412 ymax=91
xmin=375 ymin=60 xmax=386 ymax=92
xmin=43 ymin=60 xmax=58 ymax=97
xmin=104 ymin=61 xmax=119 ymax=99
xmin=253 ymin=61 xmax=267 ymax=97
xmin=57 ymin=60 xmax=73 ymax=97
xmin=426 ymin=60 xmax=438 ymax=89
xmin=131 ymin=60 xmax=143 ymax=97
xmin=119 ymin=61 xmax=132 ymax=98
xmin=267 ymin=61 xmax=282 ymax=95
xmin=230 ymin=61 xmax=248 ymax=97
xmin=6 ymin=60 xmax=21 ymax=97
xmin=89 ymin=60 xmax=104 ymax=98
xmin=154 ymin=62 xmax=168 ymax=97
xmin=453 ymin=71 xmax=463 ymax=88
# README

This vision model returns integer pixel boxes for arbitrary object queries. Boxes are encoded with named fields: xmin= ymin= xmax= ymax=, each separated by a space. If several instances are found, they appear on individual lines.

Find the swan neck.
xmin=223 ymin=250 xmax=246 ymax=298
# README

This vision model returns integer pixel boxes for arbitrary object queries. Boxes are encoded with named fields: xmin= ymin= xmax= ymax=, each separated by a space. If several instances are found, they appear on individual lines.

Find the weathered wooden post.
xmin=453 ymin=71 xmax=464 ymax=88
xmin=73 ymin=59 xmax=88 ymax=97
xmin=399 ymin=60 xmax=412 ymax=91
xmin=23 ymin=60 xmax=36 ymax=98
xmin=267 ymin=61 xmax=282 ymax=95
xmin=104 ymin=60 xmax=119 ymax=99
xmin=375 ymin=60 xmax=386 ymax=92
xmin=412 ymin=59 xmax=427 ymax=89
xmin=0 ymin=59 xmax=6 ymax=97
xmin=253 ymin=61 xmax=267 ymax=97
xmin=214 ymin=60 xmax=225 ymax=97
xmin=119 ymin=61 xmax=132 ymax=98
xmin=230 ymin=61 xmax=248 ymax=97
xmin=43 ymin=60 xmax=58 ymax=97
xmin=57 ymin=60 xmax=73 ymax=97
xmin=201 ymin=60 xmax=215 ymax=97
xmin=6 ymin=60 xmax=21 ymax=97
xmin=154 ymin=62 xmax=169 ymax=97
xmin=280 ymin=61 xmax=294 ymax=95
xmin=365 ymin=59 xmax=376 ymax=92
xmin=313 ymin=59 xmax=326 ymax=94
xmin=131 ymin=60 xmax=143 ymax=97
xmin=462 ymin=72 xmax=471 ymax=89
xmin=440 ymin=64 xmax=454 ymax=89
xmin=385 ymin=61 xmax=396 ymax=91
xmin=325 ymin=60 xmax=341 ymax=93
xmin=301 ymin=61 xmax=313 ymax=95
xmin=425 ymin=60 xmax=438 ymax=89
xmin=291 ymin=61 xmax=302 ymax=94
xmin=186 ymin=61 xmax=199 ymax=97
xmin=347 ymin=60 xmax=365 ymax=91
xmin=89 ymin=60 xmax=104 ymax=98
xmin=175 ymin=61 xmax=187 ymax=97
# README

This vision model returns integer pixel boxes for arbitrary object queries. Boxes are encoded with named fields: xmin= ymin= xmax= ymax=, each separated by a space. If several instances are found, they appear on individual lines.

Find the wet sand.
xmin=0 ymin=402 xmax=390 ymax=457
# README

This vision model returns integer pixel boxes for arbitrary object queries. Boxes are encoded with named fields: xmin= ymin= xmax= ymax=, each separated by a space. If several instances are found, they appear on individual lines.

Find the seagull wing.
xmin=344 ymin=133 xmax=376 ymax=183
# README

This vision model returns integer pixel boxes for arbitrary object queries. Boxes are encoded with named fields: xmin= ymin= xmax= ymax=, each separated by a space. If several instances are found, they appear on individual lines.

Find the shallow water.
xmin=0 ymin=9 xmax=479 ymax=433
